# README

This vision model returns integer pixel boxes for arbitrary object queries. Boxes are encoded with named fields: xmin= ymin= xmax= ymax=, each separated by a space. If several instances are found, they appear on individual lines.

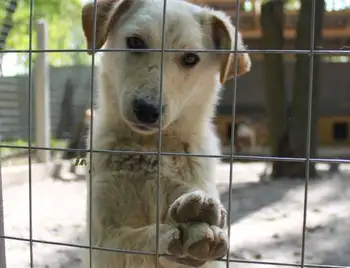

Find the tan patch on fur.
xmin=82 ymin=0 xmax=132 ymax=53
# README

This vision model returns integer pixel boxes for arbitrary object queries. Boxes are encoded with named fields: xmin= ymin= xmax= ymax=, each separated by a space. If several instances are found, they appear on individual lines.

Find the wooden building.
xmin=190 ymin=0 xmax=350 ymax=150
xmin=216 ymin=61 xmax=350 ymax=148
xmin=190 ymin=0 xmax=350 ymax=50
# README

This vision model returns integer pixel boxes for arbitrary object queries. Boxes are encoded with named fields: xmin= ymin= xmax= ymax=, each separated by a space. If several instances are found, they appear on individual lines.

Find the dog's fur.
xmin=80 ymin=0 xmax=251 ymax=267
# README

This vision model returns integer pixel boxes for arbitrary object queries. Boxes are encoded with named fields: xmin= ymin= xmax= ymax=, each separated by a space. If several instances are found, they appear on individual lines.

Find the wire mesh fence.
xmin=0 ymin=0 xmax=350 ymax=267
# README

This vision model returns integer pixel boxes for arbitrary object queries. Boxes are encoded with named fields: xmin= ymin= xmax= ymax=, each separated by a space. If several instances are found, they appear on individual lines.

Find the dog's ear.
xmin=211 ymin=12 xmax=251 ymax=84
xmin=82 ymin=0 xmax=132 ymax=54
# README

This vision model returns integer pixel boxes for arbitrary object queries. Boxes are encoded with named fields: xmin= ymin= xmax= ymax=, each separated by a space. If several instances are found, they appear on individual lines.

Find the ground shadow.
xmin=223 ymin=167 xmax=350 ymax=267
xmin=219 ymin=163 xmax=350 ymax=226
xmin=230 ymin=216 xmax=350 ymax=268
xmin=219 ymin=178 xmax=304 ymax=225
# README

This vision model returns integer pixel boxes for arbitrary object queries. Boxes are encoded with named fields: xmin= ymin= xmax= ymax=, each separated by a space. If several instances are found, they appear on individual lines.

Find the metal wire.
xmin=155 ymin=0 xmax=168 ymax=266
xmin=27 ymin=0 xmax=35 ymax=265
xmin=87 ymin=0 xmax=98 ymax=267
xmin=0 ymin=48 xmax=350 ymax=54
xmin=300 ymin=0 xmax=317 ymax=267
xmin=226 ymin=0 xmax=241 ymax=267
xmin=1 ymin=234 xmax=350 ymax=268
xmin=0 ymin=146 xmax=6 ymax=268
xmin=3 ymin=143 xmax=350 ymax=165
xmin=1 ymin=0 xmax=350 ymax=268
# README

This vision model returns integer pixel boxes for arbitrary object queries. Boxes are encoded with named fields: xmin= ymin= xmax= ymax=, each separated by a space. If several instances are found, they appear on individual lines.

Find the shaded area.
xmin=219 ymin=178 xmax=303 ymax=226
xmin=231 ymin=216 xmax=350 ymax=268
xmin=218 ymin=163 xmax=350 ymax=266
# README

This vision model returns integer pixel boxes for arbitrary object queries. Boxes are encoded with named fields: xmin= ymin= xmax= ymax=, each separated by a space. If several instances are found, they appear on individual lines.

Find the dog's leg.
xmin=85 ymin=224 xmax=181 ymax=268
xmin=86 ymin=221 xmax=229 ymax=268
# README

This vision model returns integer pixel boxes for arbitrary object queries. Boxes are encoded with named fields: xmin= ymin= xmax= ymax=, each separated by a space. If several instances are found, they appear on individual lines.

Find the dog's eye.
xmin=126 ymin=36 xmax=147 ymax=50
xmin=181 ymin=53 xmax=200 ymax=67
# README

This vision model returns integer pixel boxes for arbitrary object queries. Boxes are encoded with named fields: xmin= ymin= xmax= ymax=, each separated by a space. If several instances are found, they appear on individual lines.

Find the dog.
xmin=80 ymin=0 xmax=251 ymax=267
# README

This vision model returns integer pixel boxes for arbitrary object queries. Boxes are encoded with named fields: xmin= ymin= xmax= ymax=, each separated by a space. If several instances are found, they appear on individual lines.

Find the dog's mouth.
xmin=134 ymin=123 xmax=158 ymax=131
xmin=129 ymin=122 xmax=162 ymax=134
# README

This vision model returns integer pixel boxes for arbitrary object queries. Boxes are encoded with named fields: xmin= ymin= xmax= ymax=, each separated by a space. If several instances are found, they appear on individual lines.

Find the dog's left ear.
xmin=82 ymin=0 xmax=132 ymax=54
xmin=211 ymin=12 xmax=251 ymax=84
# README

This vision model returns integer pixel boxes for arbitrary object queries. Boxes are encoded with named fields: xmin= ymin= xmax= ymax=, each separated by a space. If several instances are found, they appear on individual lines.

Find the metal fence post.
xmin=35 ymin=19 xmax=51 ymax=162
xmin=0 ymin=143 xmax=7 ymax=268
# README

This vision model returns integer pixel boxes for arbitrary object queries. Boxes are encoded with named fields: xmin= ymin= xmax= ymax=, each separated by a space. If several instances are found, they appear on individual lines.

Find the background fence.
xmin=0 ymin=61 xmax=349 ymax=142
xmin=0 ymin=66 xmax=97 ymax=141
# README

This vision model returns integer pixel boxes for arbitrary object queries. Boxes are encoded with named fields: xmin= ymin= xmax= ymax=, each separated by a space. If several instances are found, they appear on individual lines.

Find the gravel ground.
xmin=2 ymin=162 xmax=350 ymax=268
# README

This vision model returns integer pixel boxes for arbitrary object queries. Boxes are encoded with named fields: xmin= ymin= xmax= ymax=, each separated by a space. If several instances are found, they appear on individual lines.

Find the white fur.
xmin=80 ymin=0 xmax=250 ymax=267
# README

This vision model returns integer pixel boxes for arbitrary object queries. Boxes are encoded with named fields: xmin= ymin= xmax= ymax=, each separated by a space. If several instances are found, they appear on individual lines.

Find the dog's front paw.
xmin=166 ymin=223 xmax=228 ymax=266
xmin=162 ymin=226 xmax=207 ymax=267
xmin=170 ymin=191 xmax=227 ymax=228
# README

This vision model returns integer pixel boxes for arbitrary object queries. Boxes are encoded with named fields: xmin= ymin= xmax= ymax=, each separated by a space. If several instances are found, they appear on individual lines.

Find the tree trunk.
xmin=288 ymin=0 xmax=325 ymax=178
xmin=260 ymin=0 xmax=292 ymax=179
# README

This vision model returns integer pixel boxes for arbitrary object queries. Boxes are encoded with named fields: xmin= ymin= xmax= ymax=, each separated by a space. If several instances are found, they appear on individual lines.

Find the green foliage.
xmin=323 ymin=56 xmax=350 ymax=63
xmin=0 ymin=138 xmax=67 ymax=156
xmin=0 ymin=0 xmax=90 ymax=67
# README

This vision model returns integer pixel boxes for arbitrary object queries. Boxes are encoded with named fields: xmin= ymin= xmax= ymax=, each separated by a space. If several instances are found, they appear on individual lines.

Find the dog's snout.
xmin=133 ymin=98 xmax=164 ymax=124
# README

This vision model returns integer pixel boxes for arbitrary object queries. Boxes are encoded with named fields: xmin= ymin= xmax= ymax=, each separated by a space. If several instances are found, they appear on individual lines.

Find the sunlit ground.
xmin=2 ymin=162 xmax=350 ymax=268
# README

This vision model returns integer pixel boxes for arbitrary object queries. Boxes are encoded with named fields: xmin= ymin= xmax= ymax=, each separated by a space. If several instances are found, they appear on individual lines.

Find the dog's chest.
xmin=107 ymin=153 xmax=159 ymax=179
xmin=97 ymin=152 xmax=203 ymax=226
xmin=105 ymin=151 xmax=192 ymax=181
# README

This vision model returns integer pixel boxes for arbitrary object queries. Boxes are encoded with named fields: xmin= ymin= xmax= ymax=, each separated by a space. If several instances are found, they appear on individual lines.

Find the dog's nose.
xmin=133 ymin=99 xmax=164 ymax=124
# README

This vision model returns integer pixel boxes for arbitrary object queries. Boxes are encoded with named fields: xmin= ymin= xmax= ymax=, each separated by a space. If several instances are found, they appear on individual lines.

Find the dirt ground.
xmin=2 ymin=162 xmax=350 ymax=268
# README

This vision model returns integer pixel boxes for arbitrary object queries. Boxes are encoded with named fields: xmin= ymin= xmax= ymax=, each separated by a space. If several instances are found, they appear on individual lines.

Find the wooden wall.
xmin=215 ymin=115 xmax=350 ymax=148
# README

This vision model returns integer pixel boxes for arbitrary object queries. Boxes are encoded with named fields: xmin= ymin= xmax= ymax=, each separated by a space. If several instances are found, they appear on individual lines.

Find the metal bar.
xmin=2 ymin=143 xmax=350 ymax=164
xmin=300 ymin=0 xmax=317 ymax=267
xmin=87 ymin=0 xmax=99 ymax=266
xmin=226 ymin=0 xmax=242 ymax=266
xmin=0 ymin=146 xmax=6 ymax=268
xmin=27 ymin=0 xmax=35 ymax=265
xmin=0 ymin=234 xmax=349 ymax=268
xmin=155 ymin=0 xmax=168 ymax=266
xmin=1 ymin=48 xmax=350 ymax=54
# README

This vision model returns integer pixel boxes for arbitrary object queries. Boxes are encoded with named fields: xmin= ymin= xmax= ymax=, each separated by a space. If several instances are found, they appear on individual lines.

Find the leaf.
xmin=2 ymin=0 xmax=89 ymax=67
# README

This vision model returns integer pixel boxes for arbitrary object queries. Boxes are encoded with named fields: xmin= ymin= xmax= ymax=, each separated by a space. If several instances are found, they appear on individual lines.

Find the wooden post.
xmin=261 ymin=0 xmax=290 ymax=178
xmin=35 ymin=19 xmax=51 ymax=162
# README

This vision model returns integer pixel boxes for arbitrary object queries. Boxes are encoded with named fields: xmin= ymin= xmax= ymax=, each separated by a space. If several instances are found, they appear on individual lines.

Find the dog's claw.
xmin=165 ymin=256 xmax=206 ymax=267
xmin=166 ymin=223 xmax=228 ymax=265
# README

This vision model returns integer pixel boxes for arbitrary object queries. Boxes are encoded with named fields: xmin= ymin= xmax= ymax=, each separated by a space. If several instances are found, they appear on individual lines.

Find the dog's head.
xmin=82 ymin=0 xmax=251 ymax=135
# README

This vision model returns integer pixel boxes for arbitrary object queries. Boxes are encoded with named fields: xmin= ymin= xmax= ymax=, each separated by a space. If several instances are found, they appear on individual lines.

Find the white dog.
xmin=81 ymin=0 xmax=251 ymax=267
